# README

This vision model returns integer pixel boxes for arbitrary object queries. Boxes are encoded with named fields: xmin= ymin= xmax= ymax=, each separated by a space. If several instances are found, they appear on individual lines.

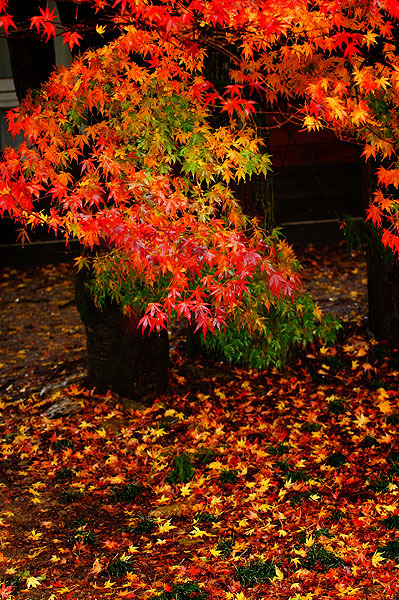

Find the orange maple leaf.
xmin=90 ymin=558 xmax=104 ymax=575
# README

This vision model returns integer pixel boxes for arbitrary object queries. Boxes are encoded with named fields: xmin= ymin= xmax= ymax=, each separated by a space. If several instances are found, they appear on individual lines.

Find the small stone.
xmin=45 ymin=397 xmax=83 ymax=418
xmin=148 ymin=503 xmax=184 ymax=519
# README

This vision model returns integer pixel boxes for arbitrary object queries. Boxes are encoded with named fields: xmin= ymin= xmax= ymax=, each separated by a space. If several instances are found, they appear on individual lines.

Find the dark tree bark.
xmin=361 ymin=161 xmax=399 ymax=344
xmin=234 ymin=148 xmax=276 ymax=231
xmin=204 ymin=48 xmax=276 ymax=230
xmin=366 ymin=246 xmax=399 ymax=343
xmin=75 ymin=270 xmax=169 ymax=403
xmin=6 ymin=0 xmax=56 ymax=102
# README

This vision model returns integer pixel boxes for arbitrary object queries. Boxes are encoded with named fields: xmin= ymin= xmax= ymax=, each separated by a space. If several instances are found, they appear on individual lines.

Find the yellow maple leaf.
xmin=304 ymin=115 xmax=321 ymax=131
xmin=320 ymin=346 xmax=331 ymax=355
xmin=351 ymin=104 xmax=369 ymax=124
xmin=371 ymin=551 xmax=385 ymax=567
xmin=90 ymin=558 xmax=104 ymax=575
xmin=180 ymin=482 xmax=192 ymax=497
xmin=189 ymin=526 xmax=212 ymax=538
xmin=305 ymin=535 xmax=315 ymax=547
xmin=26 ymin=576 xmax=41 ymax=589
xmin=95 ymin=24 xmax=106 ymax=36
xmin=164 ymin=409 xmax=178 ymax=417
xmin=278 ymin=529 xmax=288 ymax=537
xmin=149 ymin=427 xmax=167 ymax=438
xmin=354 ymin=413 xmax=370 ymax=428
xmin=313 ymin=305 xmax=323 ymax=322
xmin=155 ymin=494 xmax=171 ymax=505
xmin=157 ymin=519 xmax=176 ymax=534
xmin=363 ymin=31 xmax=378 ymax=48
xmin=95 ymin=427 xmax=107 ymax=438
xmin=50 ymin=555 xmax=60 ymax=563
xmin=310 ymin=494 xmax=321 ymax=501
xmin=29 ymin=529 xmax=43 ymax=540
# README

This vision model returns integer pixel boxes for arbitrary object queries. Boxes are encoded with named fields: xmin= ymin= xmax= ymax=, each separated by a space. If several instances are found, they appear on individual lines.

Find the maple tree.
xmin=3 ymin=0 xmax=399 ymax=379
xmin=0 ymin=1 xmax=308 ymax=327
xmin=0 ymin=0 xmax=305 ymax=400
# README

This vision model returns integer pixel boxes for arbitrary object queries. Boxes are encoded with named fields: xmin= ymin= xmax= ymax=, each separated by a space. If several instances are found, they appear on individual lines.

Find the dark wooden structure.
xmin=269 ymin=124 xmax=363 ymax=241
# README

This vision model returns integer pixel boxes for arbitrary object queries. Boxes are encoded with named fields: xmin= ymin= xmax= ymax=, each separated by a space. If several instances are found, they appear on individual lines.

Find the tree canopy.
xmin=1 ymin=0 xmax=399 ymax=330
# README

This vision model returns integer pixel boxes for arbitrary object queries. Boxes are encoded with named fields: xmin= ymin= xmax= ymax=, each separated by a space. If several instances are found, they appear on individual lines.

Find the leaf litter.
xmin=2 ymin=244 xmax=399 ymax=600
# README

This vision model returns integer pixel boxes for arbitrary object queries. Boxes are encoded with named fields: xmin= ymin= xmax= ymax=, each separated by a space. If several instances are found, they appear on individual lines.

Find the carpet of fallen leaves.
xmin=2 ymin=244 xmax=399 ymax=600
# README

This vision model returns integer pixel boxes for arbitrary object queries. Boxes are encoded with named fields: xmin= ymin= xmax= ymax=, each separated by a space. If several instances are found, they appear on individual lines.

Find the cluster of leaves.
xmin=67 ymin=518 xmax=97 ymax=548
xmin=106 ymin=556 xmax=135 ymax=578
xmin=200 ymin=248 xmax=341 ymax=369
xmin=0 ymin=21 xmax=299 ymax=335
xmin=5 ymin=0 xmax=399 ymax=334
xmin=112 ymin=481 xmax=141 ymax=503
xmin=301 ymin=543 xmax=345 ymax=572
xmin=235 ymin=559 xmax=276 ymax=586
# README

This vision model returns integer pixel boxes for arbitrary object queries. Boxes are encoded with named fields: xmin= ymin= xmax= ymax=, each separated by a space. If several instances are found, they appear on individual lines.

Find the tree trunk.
xmin=361 ymin=160 xmax=399 ymax=343
xmin=366 ymin=246 xmax=399 ymax=343
xmin=6 ymin=0 xmax=56 ymax=103
xmin=75 ymin=270 xmax=169 ymax=403
xmin=204 ymin=48 xmax=276 ymax=229
xmin=56 ymin=5 xmax=169 ymax=400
